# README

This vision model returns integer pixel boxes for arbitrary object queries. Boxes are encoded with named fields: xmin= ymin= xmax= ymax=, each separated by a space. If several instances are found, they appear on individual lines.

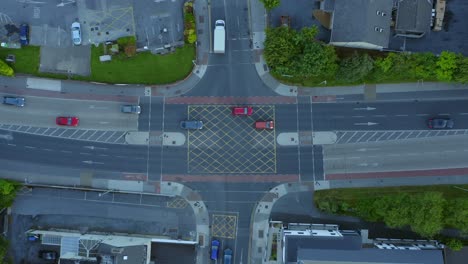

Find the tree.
xmin=295 ymin=42 xmax=338 ymax=78
xmin=445 ymin=238 xmax=463 ymax=251
xmin=436 ymin=51 xmax=458 ymax=81
xmin=444 ymin=199 xmax=468 ymax=232
xmin=407 ymin=52 xmax=437 ymax=80
xmin=0 ymin=59 xmax=14 ymax=77
xmin=409 ymin=192 xmax=445 ymax=237
xmin=264 ymin=26 xmax=299 ymax=74
xmin=0 ymin=179 xmax=18 ymax=208
xmin=337 ymin=52 xmax=374 ymax=83
xmin=0 ymin=236 xmax=9 ymax=263
xmin=260 ymin=0 xmax=280 ymax=11
xmin=454 ymin=56 xmax=468 ymax=83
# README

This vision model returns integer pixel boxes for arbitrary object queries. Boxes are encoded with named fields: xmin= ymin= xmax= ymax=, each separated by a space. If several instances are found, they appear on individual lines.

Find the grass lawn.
xmin=0 ymin=46 xmax=40 ymax=74
xmin=87 ymin=44 xmax=195 ymax=84
xmin=315 ymin=184 xmax=468 ymax=203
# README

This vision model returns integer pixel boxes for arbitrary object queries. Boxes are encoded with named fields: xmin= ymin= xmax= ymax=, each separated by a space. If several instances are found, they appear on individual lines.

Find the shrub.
xmin=337 ymin=52 xmax=374 ymax=83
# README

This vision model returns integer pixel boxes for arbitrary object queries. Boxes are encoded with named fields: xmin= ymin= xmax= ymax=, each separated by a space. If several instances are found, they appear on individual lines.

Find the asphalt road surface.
xmin=312 ymin=99 xmax=468 ymax=131
xmin=323 ymin=135 xmax=468 ymax=175
xmin=0 ymin=94 xmax=139 ymax=131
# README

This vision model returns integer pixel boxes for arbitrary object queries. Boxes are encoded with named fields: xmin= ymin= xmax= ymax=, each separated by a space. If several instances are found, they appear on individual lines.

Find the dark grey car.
xmin=3 ymin=96 xmax=25 ymax=107
xmin=180 ymin=120 xmax=203 ymax=130
xmin=121 ymin=105 xmax=141 ymax=114
xmin=427 ymin=118 xmax=454 ymax=129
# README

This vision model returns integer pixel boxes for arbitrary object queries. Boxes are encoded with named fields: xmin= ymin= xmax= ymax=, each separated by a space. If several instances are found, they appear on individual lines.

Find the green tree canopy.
xmin=260 ymin=0 xmax=280 ymax=11
xmin=264 ymin=26 xmax=300 ymax=73
xmin=436 ymin=51 xmax=458 ymax=81
xmin=0 ymin=179 xmax=18 ymax=208
xmin=446 ymin=238 xmax=463 ymax=251
xmin=337 ymin=52 xmax=374 ymax=83
xmin=295 ymin=42 xmax=338 ymax=78
xmin=454 ymin=56 xmax=468 ymax=83
xmin=0 ymin=59 xmax=14 ymax=77
xmin=444 ymin=198 xmax=468 ymax=232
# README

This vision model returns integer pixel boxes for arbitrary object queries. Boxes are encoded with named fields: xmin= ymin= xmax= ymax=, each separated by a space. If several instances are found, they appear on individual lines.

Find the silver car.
xmin=71 ymin=22 xmax=82 ymax=45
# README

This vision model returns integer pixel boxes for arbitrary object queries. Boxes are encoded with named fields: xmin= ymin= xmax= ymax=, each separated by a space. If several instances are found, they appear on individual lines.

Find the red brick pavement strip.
xmin=326 ymin=167 xmax=468 ymax=180
xmin=165 ymin=96 xmax=297 ymax=105
xmin=162 ymin=174 xmax=299 ymax=183
xmin=311 ymin=95 xmax=337 ymax=102
xmin=0 ymin=86 xmax=139 ymax=103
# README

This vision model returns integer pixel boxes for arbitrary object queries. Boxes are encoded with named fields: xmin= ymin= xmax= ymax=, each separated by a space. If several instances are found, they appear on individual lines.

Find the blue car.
xmin=19 ymin=24 xmax=29 ymax=45
xmin=210 ymin=239 xmax=220 ymax=260
xmin=224 ymin=248 xmax=233 ymax=264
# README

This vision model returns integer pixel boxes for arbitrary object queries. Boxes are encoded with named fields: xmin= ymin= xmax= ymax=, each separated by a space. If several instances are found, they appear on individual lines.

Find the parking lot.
xmin=0 ymin=0 xmax=186 ymax=76
xmin=187 ymin=105 xmax=276 ymax=174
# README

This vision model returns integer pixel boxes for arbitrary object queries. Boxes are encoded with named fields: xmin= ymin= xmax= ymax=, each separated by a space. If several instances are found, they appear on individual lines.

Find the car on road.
xmin=121 ymin=105 xmax=141 ymax=114
xmin=19 ymin=24 xmax=29 ymax=45
xmin=255 ymin=120 xmax=274 ymax=130
xmin=427 ymin=118 xmax=454 ymax=129
xmin=180 ymin=120 xmax=203 ymax=130
xmin=232 ymin=106 xmax=253 ymax=116
xmin=71 ymin=22 xmax=82 ymax=45
xmin=56 ymin=116 xmax=79 ymax=127
xmin=210 ymin=239 xmax=220 ymax=260
xmin=3 ymin=96 xmax=25 ymax=107
xmin=39 ymin=250 xmax=58 ymax=260
xmin=223 ymin=248 xmax=233 ymax=264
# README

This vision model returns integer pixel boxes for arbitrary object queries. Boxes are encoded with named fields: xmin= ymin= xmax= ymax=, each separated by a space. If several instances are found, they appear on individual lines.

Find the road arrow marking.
xmin=354 ymin=122 xmax=378 ymax=126
xmin=353 ymin=106 xmax=376 ymax=111
xmin=82 ymin=160 xmax=104 ymax=165
xmin=84 ymin=146 xmax=107 ymax=150
xmin=357 ymin=148 xmax=379 ymax=152
xmin=89 ymin=105 xmax=108 ymax=109
xmin=99 ymin=122 xmax=110 ymax=124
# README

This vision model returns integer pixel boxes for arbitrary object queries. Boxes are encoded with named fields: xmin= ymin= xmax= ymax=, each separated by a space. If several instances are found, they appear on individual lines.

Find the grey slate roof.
xmin=322 ymin=0 xmax=335 ymax=11
xmin=285 ymin=233 xmax=362 ymax=263
xmin=98 ymin=244 xmax=147 ymax=264
xmin=330 ymin=0 xmax=393 ymax=48
xmin=395 ymin=0 xmax=433 ymax=34
xmin=297 ymin=248 xmax=444 ymax=264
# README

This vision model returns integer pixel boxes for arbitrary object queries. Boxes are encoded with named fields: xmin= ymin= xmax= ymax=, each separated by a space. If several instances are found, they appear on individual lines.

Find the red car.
xmin=232 ymin=106 xmax=253 ymax=116
xmin=56 ymin=116 xmax=79 ymax=126
xmin=255 ymin=120 xmax=274 ymax=130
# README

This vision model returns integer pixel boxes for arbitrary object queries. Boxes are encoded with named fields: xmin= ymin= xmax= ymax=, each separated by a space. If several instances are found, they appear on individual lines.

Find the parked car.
xmin=56 ymin=116 xmax=79 ymax=127
xmin=232 ymin=106 xmax=253 ymax=116
xmin=39 ymin=250 xmax=58 ymax=260
xmin=223 ymin=248 xmax=233 ymax=264
xmin=121 ymin=105 xmax=141 ymax=114
xmin=19 ymin=24 xmax=29 ymax=45
xmin=210 ymin=240 xmax=220 ymax=260
xmin=3 ymin=96 xmax=25 ymax=107
xmin=180 ymin=120 xmax=203 ymax=130
xmin=71 ymin=22 xmax=82 ymax=45
xmin=27 ymin=234 xmax=40 ymax=241
xmin=255 ymin=120 xmax=274 ymax=130
xmin=427 ymin=118 xmax=454 ymax=129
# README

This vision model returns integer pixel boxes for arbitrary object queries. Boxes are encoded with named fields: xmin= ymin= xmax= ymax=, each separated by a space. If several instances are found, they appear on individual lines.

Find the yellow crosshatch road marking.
xmin=166 ymin=197 xmax=188 ymax=209
xmin=187 ymin=105 xmax=276 ymax=174
xmin=87 ymin=7 xmax=135 ymax=33
xmin=211 ymin=214 xmax=237 ymax=239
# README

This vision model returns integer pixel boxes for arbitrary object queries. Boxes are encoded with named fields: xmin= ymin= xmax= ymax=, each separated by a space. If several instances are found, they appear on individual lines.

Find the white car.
xmin=71 ymin=22 xmax=82 ymax=45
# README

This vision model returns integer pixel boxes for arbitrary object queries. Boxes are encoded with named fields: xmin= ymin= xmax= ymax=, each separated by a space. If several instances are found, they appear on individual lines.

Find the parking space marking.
xmin=211 ymin=214 xmax=238 ymax=239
